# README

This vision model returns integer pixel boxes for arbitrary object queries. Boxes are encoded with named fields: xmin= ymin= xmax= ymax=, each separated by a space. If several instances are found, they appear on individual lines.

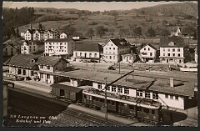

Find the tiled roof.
xmin=160 ymin=36 xmax=185 ymax=47
xmin=45 ymin=38 xmax=73 ymax=42
xmin=74 ymin=43 xmax=100 ymax=52
xmin=109 ymin=38 xmax=130 ymax=47
xmin=36 ymin=56 xmax=69 ymax=66
xmin=4 ymin=54 xmax=40 ymax=69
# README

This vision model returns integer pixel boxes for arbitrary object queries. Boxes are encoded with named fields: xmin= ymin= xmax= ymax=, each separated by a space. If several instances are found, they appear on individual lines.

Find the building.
xmin=33 ymin=29 xmax=45 ymax=41
xmin=4 ymin=54 xmax=70 ymax=84
xmin=60 ymin=33 xmax=67 ymax=39
xmin=121 ymin=51 xmax=137 ymax=64
xmin=43 ymin=29 xmax=60 ymax=40
xmin=35 ymin=56 xmax=70 ymax=84
xmin=159 ymin=36 xmax=185 ymax=64
xmin=23 ymin=29 xmax=36 ymax=41
xmin=73 ymin=43 xmax=101 ymax=62
xmin=4 ymin=54 xmax=40 ymax=79
xmin=139 ymin=44 xmax=158 ymax=63
xmin=44 ymin=38 xmax=75 ymax=57
xmin=21 ymin=41 xmax=44 ymax=54
xmin=103 ymin=38 xmax=130 ymax=63
xmin=170 ymin=26 xmax=182 ymax=37
xmin=3 ymin=44 xmax=19 ymax=57
xmin=195 ymin=46 xmax=198 ymax=63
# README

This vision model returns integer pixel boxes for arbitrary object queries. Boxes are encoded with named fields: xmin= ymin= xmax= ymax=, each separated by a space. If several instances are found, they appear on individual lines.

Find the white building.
xmin=21 ymin=41 xmax=44 ymax=54
xmin=23 ymin=29 xmax=35 ymax=41
xmin=121 ymin=53 xmax=137 ymax=64
xmin=103 ymin=38 xmax=130 ymax=63
xmin=44 ymin=38 xmax=75 ymax=57
xmin=60 ymin=33 xmax=67 ymax=39
xmin=73 ymin=43 xmax=101 ymax=62
xmin=139 ymin=44 xmax=157 ymax=63
xmin=33 ymin=29 xmax=45 ymax=41
xmin=159 ymin=36 xmax=185 ymax=64
xmin=195 ymin=46 xmax=198 ymax=63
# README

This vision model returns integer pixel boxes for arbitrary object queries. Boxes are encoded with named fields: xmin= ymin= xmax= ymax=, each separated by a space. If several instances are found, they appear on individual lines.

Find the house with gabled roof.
xmin=3 ymin=43 xmax=19 ymax=57
xmin=21 ymin=40 xmax=44 ymax=54
xmin=103 ymin=38 xmax=130 ymax=63
xmin=73 ymin=43 xmax=101 ymax=62
xmin=33 ymin=29 xmax=45 ymax=41
xmin=139 ymin=44 xmax=159 ymax=63
xmin=159 ymin=36 xmax=186 ymax=64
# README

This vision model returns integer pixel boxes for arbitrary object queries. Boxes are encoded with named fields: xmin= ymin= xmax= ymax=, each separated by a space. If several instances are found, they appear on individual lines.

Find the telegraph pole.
xmin=118 ymin=61 xmax=120 ymax=74
xmin=104 ymin=77 xmax=108 ymax=120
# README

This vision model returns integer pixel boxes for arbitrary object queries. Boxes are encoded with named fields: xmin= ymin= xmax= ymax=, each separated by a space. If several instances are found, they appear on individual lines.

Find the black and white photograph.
xmin=2 ymin=1 xmax=198 ymax=127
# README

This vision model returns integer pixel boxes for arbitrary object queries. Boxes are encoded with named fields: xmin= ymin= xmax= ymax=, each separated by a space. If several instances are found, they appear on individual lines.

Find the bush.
xmin=88 ymin=21 xmax=98 ymax=25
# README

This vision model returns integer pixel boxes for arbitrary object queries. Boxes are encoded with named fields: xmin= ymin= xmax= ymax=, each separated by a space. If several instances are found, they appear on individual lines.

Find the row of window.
xmin=137 ymin=91 xmax=158 ymax=99
xmin=165 ymin=94 xmax=179 ymax=100
xmin=45 ymin=42 xmax=67 ymax=45
xmin=46 ymin=46 xmax=66 ymax=49
xmin=40 ymin=65 xmax=51 ymax=70
xmin=97 ymin=84 xmax=129 ymax=94
xmin=105 ymin=55 xmax=115 ymax=59
xmin=163 ymin=53 xmax=181 ymax=57
xmin=162 ymin=48 xmax=181 ymax=52
xmin=40 ymin=73 xmax=50 ymax=79
xmin=46 ymin=49 xmax=67 ymax=52
xmin=143 ymin=48 xmax=151 ymax=51
xmin=105 ymin=47 xmax=116 ymax=50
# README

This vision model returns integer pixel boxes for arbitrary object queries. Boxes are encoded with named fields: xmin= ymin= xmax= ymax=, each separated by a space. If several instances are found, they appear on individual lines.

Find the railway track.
xmin=63 ymin=108 xmax=124 ymax=126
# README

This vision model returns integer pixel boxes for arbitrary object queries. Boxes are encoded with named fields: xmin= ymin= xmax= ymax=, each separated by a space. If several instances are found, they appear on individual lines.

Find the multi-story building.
xmin=103 ymin=38 xmax=130 ymax=63
xmin=23 ymin=29 xmax=36 ymax=41
xmin=3 ymin=44 xmax=19 ymax=56
xmin=33 ymin=29 xmax=45 ymax=41
xmin=21 ymin=41 xmax=44 ymax=54
xmin=43 ymin=29 xmax=60 ymax=40
xmin=139 ymin=44 xmax=158 ymax=63
xmin=73 ymin=43 xmax=101 ymax=62
xmin=159 ymin=36 xmax=185 ymax=64
xmin=44 ymin=38 xmax=75 ymax=57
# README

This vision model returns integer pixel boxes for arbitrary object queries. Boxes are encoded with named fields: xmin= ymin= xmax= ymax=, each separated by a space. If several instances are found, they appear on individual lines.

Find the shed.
xmin=51 ymin=83 xmax=83 ymax=102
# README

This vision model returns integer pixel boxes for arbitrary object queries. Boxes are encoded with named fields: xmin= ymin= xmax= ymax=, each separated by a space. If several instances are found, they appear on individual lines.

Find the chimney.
xmin=170 ymin=78 xmax=174 ymax=87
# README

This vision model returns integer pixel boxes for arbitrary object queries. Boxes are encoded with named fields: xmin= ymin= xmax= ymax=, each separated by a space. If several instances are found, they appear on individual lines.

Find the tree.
xmin=96 ymin=26 xmax=107 ymax=38
xmin=147 ymin=27 xmax=156 ymax=38
xmin=39 ymin=23 xmax=43 ymax=30
xmin=110 ymin=11 xmax=119 ymax=20
xmin=134 ymin=27 xmax=142 ymax=39
xmin=160 ymin=28 xmax=170 ymax=37
xmin=63 ymin=25 xmax=76 ymax=36
xmin=86 ymin=28 xmax=94 ymax=40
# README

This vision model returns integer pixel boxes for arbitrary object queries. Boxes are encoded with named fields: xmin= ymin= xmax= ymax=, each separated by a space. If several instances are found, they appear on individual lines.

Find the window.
xmin=129 ymin=105 xmax=134 ymax=110
xmin=163 ymin=49 xmax=165 ymax=52
xmin=112 ymin=87 xmax=116 ymax=92
xmin=137 ymin=91 xmax=143 ymax=97
xmin=150 ymin=52 xmax=152 ymax=56
xmin=113 ymin=56 xmax=115 ymax=59
xmin=47 ymin=66 xmax=50 ymax=69
xmin=33 ymin=46 xmax=35 ymax=51
xmin=106 ymin=86 xmax=110 ymax=91
xmin=31 ymin=71 xmax=34 ymax=76
xmin=165 ymin=94 xmax=168 ymax=98
xmin=152 ymin=110 xmax=155 ymax=114
xmin=173 ymin=49 xmax=175 ymax=52
xmin=113 ymin=48 xmax=115 ymax=50
xmin=153 ymin=93 xmax=158 ymax=99
xmin=170 ymin=95 xmax=173 ymax=100
xmin=144 ymin=48 xmax=146 ymax=50
xmin=5 ymin=48 xmax=7 ymax=51
xmin=175 ymin=96 xmax=179 ymax=100
xmin=163 ymin=53 xmax=165 ymax=56
xmin=124 ymin=88 xmax=129 ymax=94
xmin=177 ymin=48 xmax=180 ymax=52
xmin=118 ymin=87 xmax=123 ymax=93
xmin=178 ymin=54 xmax=180 ymax=57
xmin=40 ymin=65 xmax=43 ymax=69
xmin=148 ymin=48 xmax=150 ymax=51
xmin=98 ymin=84 xmax=102 ymax=89
xmin=47 ymin=74 xmax=50 ymax=79
xmin=168 ymin=49 xmax=170 ymax=52
xmin=145 ymin=92 xmax=150 ymax=98
xmin=110 ymin=47 xmax=111 ymax=50
xmin=173 ymin=53 xmax=175 ymax=56
xmin=168 ymin=53 xmax=170 ymax=56
xmin=94 ymin=53 xmax=97 ymax=57
xmin=110 ymin=56 xmax=112 ymax=59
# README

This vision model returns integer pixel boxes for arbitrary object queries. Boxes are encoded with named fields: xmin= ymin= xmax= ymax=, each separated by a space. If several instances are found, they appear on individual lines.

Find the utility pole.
xmin=104 ymin=77 xmax=108 ymax=120
xmin=119 ymin=61 xmax=120 ymax=74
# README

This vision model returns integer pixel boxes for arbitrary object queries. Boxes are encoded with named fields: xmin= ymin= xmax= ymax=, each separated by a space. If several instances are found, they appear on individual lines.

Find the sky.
xmin=2 ymin=1 xmax=193 ymax=11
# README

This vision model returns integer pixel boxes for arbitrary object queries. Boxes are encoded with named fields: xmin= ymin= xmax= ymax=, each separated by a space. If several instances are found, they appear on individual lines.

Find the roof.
xmin=51 ymin=83 xmax=83 ymax=93
xmin=3 ymin=43 xmax=18 ymax=50
xmin=74 ymin=43 xmax=100 ymax=52
xmin=23 ymin=40 xmax=44 ymax=46
xmin=160 ymin=36 xmax=185 ymax=47
xmin=4 ymin=54 xmax=40 ymax=69
xmin=45 ymin=38 xmax=73 ymax=42
xmin=55 ymin=69 xmax=195 ymax=97
xmin=36 ymin=56 xmax=69 ymax=66
xmin=107 ymin=38 xmax=130 ymax=47
xmin=26 ymin=29 xmax=36 ymax=34
xmin=140 ymin=43 xmax=159 ymax=50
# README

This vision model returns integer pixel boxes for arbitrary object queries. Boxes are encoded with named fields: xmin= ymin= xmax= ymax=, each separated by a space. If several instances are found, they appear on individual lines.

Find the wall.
xmin=38 ymin=65 xmax=54 ymax=72
xmin=24 ymin=31 xmax=32 ymax=40
xmin=54 ymin=59 xmax=69 ymax=71
xmin=140 ymin=45 xmax=156 ymax=58
xmin=70 ymin=79 xmax=81 ymax=87
xmin=38 ymin=72 xmax=54 ymax=84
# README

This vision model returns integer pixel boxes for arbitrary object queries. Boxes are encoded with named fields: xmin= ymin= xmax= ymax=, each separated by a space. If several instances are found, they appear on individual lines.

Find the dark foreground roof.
xmin=51 ymin=83 xmax=83 ymax=93
xmin=74 ymin=43 xmax=100 ymax=52
xmin=4 ymin=54 xmax=40 ymax=69
xmin=36 ymin=56 xmax=69 ymax=66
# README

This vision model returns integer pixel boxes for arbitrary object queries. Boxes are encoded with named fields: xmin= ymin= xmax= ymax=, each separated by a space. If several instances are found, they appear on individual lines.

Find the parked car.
xmin=108 ymin=66 xmax=115 ymax=70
